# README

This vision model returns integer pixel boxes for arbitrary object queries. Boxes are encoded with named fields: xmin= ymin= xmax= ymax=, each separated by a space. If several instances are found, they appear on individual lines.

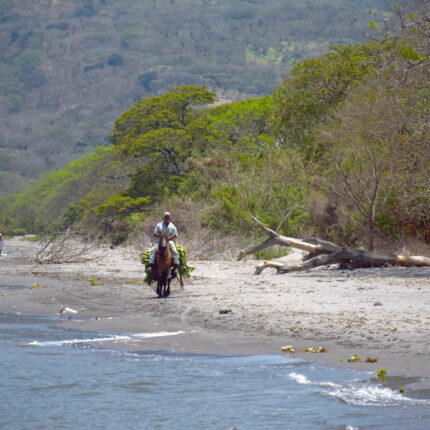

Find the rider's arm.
xmin=167 ymin=224 xmax=178 ymax=241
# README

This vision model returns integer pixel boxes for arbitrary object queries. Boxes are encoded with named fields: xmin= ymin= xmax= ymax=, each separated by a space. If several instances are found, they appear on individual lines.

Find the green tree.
xmin=206 ymin=149 xmax=310 ymax=237
xmin=319 ymin=49 xmax=430 ymax=249
xmin=110 ymin=85 xmax=215 ymax=150
xmin=205 ymin=97 xmax=275 ymax=152
xmin=109 ymin=86 xmax=215 ymax=207
xmin=272 ymin=42 xmax=382 ymax=159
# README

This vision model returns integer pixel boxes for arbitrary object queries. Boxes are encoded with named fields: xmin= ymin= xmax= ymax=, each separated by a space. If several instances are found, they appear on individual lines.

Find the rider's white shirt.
xmin=154 ymin=222 xmax=178 ymax=239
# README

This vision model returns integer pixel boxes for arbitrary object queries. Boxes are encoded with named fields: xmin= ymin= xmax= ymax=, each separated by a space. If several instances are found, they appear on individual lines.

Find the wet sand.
xmin=1 ymin=237 xmax=430 ymax=392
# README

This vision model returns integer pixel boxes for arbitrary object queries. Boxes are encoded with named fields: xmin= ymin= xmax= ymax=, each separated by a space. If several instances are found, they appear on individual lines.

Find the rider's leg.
xmin=168 ymin=241 xmax=180 ymax=265
xmin=168 ymin=241 xmax=179 ymax=276
xmin=149 ymin=244 xmax=158 ymax=270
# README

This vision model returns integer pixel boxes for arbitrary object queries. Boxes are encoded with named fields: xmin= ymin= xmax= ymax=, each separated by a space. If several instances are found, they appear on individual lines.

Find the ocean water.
xmin=1 ymin=311 xmax=430 ymax=430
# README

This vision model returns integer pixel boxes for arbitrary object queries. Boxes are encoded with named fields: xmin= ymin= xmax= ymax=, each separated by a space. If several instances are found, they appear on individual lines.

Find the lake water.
xmin=1 ymin=310 xmax=430 ymax=430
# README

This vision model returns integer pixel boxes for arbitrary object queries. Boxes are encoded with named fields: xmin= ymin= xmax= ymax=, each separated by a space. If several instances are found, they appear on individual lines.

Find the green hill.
xmin=0 ymin=0 xmax=389 ymax=195
xmin=2 ymin=3 xmax=429 ymax=252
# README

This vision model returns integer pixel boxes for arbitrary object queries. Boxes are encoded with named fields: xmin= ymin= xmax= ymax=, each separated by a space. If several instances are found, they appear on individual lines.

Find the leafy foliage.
xmin=0 ymin=147 xmax=132 ymax=233
xmin=206 ymin=149 xmax=309 ymax=237
xmin=92 ymin=196 xmax=151 ymax=217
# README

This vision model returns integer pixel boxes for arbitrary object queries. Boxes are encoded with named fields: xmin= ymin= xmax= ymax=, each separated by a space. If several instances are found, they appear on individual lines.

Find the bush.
xmin=207 ymin=149 xmax=310 ymax=237
xmin=107 ymin=54 xmax=124 ymax=66
xmin=74 ymin=2 xmax=96 ymax=18
xmin=46 ymin=22 xmax=70 ymax=31
xmin=254 ymin=247 xmax=291 ymax=260
xmin=137 ymin=71 xmax=158 ymax=90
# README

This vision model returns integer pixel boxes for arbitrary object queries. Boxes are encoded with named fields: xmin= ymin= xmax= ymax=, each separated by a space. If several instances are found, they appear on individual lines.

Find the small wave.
xmin=288 ymin=372 xmax=430 ymax=407
xmin=26 ymin=331 xmax=185 ymax=347
xmin=72 ymin=391 xmax=103 ymax=398
xmin=31 ymin=382 xmax=80 ymax=391
xmin=323 ymin=384 xmax=430 ymax=407
xmin=288 ymin=372 xmax=312 ymax=385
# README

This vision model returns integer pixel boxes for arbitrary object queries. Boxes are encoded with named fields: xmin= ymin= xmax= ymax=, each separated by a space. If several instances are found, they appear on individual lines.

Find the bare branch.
xmin=35 ymin=232 xmax=99 ymax=264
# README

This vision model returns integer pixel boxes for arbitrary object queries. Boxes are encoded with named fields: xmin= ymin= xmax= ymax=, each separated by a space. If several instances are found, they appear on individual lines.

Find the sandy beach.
xmin=1 ymin=237 xmax=430 ymax=392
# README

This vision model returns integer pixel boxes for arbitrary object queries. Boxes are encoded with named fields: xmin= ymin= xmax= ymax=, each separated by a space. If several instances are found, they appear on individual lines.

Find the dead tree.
xmin=238 ymin=217 xmax=430 ymax=274
xmin=35 ymin=232 xmax=98 ymax=264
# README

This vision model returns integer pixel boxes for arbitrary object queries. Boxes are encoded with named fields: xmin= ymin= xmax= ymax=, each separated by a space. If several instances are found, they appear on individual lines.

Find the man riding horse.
xmin=149 ymin=212 xmax=179 ymax=277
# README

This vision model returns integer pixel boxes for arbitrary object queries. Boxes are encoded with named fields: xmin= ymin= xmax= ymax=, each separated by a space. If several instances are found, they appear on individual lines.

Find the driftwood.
xmin=238 ymin=217 xmax=430 ymax=275
xmin=35 ymin=232 xmax=98 ymax=264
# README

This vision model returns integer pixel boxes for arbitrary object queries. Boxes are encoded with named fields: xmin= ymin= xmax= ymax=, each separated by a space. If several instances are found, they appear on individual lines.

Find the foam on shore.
xmin=26 ymin=331 xmax=186 ymax=347
xmin=288 ymin=372 xmax=430 ymax=407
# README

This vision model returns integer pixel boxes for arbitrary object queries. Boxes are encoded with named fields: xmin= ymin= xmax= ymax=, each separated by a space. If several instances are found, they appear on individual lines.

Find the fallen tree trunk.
xmin=239 ymin=217 xmax=430 ymax=274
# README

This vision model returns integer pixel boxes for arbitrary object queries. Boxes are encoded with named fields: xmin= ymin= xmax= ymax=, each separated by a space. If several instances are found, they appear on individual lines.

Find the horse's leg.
xmin=156 ymin=280 xmax=162 ymax=298
xmin=161 ymin=271 xmax=170 ymax=298
xmin=164 ymin=278 xmax=171 ymax=297
xmin=158 ymin=271 xmax=164 ymax=297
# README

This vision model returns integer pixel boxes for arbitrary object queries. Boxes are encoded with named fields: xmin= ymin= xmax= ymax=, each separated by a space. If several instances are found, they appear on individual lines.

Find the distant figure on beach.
xmin=149 ymin=212 xmax=179 ymax=276
xmin=0 ymin=234 xmax=4 ymax=256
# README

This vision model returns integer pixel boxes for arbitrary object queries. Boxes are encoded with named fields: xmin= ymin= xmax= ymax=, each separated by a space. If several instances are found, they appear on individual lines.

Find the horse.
xmin=152 ymin=231 xmax=176 ymax=297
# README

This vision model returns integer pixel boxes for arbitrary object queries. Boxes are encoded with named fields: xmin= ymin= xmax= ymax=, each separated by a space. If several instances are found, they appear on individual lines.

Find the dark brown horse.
xmin=152 ymin=231 xmax=176 ymax=297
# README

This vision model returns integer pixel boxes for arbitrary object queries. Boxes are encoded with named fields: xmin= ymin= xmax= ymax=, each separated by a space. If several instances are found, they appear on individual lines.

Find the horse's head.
xmin=158 ymin=230 xmax=169 ymax=250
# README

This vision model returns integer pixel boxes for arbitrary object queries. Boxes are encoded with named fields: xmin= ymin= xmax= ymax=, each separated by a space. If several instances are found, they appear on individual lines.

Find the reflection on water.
xmin=0 ymin=312 xmax=429 ymax=430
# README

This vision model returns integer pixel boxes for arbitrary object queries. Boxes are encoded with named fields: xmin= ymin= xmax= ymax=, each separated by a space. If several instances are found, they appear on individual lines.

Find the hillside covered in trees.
xmin=0 ymin=0 xmax=389 ymax=195
xmin=1 ymin=2 xmax=429 ymax=254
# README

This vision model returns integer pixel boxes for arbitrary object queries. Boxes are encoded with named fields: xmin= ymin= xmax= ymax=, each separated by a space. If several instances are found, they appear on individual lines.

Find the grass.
xmin=254 ymin=246 xmax=291 ymax=260
xmin=20 ymin=235 xmax=43 ymax=242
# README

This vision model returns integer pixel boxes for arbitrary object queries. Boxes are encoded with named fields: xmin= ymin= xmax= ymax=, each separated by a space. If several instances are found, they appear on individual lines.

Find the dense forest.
xmin=1 ymin=2 xmax=429 ymax=255
xmin=0 ymin=0 xmax=389 ymax=195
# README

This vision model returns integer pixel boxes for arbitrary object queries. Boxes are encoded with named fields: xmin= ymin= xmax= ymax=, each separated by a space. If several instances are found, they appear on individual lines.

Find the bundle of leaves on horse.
xmin=141 ymin=234 xmax=193 ymax=297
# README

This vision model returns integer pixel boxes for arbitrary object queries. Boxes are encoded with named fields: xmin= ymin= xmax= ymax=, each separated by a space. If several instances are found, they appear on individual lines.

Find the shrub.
xmin=107 ymin=54 xmax=124 ymax=66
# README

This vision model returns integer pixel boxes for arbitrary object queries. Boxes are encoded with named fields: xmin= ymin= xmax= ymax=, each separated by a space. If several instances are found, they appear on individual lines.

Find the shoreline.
xmin=1 ymin=237 xmax=430 ymax=393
